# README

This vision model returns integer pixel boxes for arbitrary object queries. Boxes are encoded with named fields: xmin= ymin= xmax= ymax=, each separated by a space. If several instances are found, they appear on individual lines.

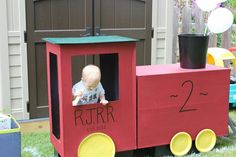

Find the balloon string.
xmin=204 ymin=26 xmax=208 ymax=36
xmin=203 ymin=11 xmax=209 ymax=36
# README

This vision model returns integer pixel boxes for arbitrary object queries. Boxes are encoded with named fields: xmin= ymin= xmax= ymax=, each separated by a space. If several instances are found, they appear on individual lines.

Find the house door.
xmin=26 ymin=0 xmax=152 ymax=118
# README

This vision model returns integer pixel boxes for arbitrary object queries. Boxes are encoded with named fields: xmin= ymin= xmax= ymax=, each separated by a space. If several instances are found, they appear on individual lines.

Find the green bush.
xmin=216 ymin=31 xmax=236 ymax=47
xmin=234 ymin=13 xmax=236 ymax=24
xmin=228 ymin=0 xmax=236 ymax=8
xmin=232 ymin=30 xmax=236 ymax=46
xmin=217 ymin=33 xmax=222 ymax=47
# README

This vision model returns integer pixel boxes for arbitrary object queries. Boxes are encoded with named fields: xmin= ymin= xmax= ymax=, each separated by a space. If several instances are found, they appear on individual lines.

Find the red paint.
xmin=45 ymin=38 xmax=230 ymax=156
xmin=136 ymin=64 xmax=230 ymax=148
xmin=46 ymin=42 xmax=137 ymax=157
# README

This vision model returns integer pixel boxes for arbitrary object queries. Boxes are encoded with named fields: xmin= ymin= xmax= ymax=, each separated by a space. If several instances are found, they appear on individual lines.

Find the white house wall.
xmin=0 ymin=0 xmax=29 ymax=120
xmin=152 ymin=0 xmax=174 ymax=64
xmin=0 ymin=0 xmax=11 ymax=114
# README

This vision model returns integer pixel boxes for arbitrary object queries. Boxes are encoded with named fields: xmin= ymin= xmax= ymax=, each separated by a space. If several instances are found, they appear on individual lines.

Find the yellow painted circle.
xmin=78 ymin=133 xmax=115 ymax=157
xmin=170 ymin=132 xmax=192 ymax=156
xmin=195 ymin=129 xmax=216 ymax=153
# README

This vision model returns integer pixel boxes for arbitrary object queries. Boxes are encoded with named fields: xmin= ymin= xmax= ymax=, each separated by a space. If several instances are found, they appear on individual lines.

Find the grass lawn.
xmin=21 ymin=133 xmax=236 ymax=157
xmin=21 ymin=132 xmax=54 ymax=157
xmin=185 ymin=136 xmax=236 ymax=157
xmin=229 ymin=109 xmax=236 ymax=121
xmin=21 ymin=110 xmax=236 ymax=157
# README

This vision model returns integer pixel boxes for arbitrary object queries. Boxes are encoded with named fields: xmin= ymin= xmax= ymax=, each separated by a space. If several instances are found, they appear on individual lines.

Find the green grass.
xmin=21 ymin=110 xmax=236 ymax=157
xmin=21 ymin=132 xmax=54 ymax=157
xmin=21 ymin=133 xmax=236 ymax=157
xmin=184 ymin=136 xmax=236 ymax=157
xmin=230 ymin=109 xmax=236 ymax=121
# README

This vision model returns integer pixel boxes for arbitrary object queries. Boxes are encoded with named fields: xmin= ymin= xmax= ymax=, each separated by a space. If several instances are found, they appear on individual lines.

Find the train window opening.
xmin=50 ymin=53 xmax=60 ymax=139
xmin=71 ymin=53 xmax=119 ymax=106
xmin=100 ymin=53 xmax=119 ymax=101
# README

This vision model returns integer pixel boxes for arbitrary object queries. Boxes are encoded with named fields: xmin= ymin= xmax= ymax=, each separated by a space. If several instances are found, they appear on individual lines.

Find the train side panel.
xmin=136 ymin=64 xmax=230 ymax=148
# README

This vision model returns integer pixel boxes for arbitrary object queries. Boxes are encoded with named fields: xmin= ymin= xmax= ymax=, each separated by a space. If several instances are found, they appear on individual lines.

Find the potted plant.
xmin=179 ymin=0 xmax=234 ymax=69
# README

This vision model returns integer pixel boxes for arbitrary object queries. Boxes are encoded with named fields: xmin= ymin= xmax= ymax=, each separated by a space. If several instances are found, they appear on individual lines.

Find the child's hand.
xmin=72 ymin=90 xmax=84 ymax=106
xmin=72 ymin=96 xmax=80 ymax=106
xmin=99 ymin=94 xmax=108 ymax=105
xmin=100 ymin=99 xmax=108 ymax=105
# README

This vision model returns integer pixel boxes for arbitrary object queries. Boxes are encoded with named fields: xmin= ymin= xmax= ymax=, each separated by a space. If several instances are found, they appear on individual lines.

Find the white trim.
xmin=0 ymin=0 xmax=11 ymax=113
xmin=165 ymin=0 xmax=174 ymax=64
xmin=151 ymin=0 xmax=157 ymax=65
xmin=152 ymin=1 xmax=174 ymax=64
xmin=19 ymin=0 xmax=29 ymax=119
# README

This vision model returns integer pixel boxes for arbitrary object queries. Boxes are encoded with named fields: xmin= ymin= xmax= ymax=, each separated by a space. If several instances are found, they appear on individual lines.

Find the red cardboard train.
xmin=43 ymin=36 xmax=230 ymax=157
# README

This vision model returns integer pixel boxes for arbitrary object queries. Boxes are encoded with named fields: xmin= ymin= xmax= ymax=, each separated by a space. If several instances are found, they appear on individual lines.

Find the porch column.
xmin=0 ymin=0 xmax=11 ymax=114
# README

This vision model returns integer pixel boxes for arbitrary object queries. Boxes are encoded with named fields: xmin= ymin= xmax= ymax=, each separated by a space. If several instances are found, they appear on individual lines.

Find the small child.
xmin=72 ymin=64 xmax=108 ymax=106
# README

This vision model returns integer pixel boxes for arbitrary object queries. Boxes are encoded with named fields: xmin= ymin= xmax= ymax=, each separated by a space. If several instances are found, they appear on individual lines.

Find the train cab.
xmin=43 ymin=36 xmax=137 ymax=157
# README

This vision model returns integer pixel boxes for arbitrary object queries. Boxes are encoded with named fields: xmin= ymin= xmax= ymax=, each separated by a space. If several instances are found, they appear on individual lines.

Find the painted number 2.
xmin=179 ymin=80 xmax=197 ymax=112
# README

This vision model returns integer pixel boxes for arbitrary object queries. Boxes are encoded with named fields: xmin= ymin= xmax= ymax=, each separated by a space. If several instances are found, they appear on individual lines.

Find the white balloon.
xmin=207 ymin=8 xmax=233 ymax=34
xmin=196 ymin=0 xmax=218 ymax=11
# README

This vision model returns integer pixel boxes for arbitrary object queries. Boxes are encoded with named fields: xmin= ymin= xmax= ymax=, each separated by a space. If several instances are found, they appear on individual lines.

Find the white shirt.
xmin=72 ymin=81 xmax=105 ymax=105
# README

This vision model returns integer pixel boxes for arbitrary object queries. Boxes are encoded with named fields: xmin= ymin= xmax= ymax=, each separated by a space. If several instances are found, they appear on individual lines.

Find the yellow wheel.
xmin=78 ymin=132 xmax=115 ymax=157
xmin=170 ymin=132 xmax=192 ymax=156
xmin=195 ymin=129 xmax=216 ymax=153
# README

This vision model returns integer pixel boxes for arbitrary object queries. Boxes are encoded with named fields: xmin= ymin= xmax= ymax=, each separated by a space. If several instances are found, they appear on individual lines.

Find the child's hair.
xmin=82 ymin=65 xmax=101 ymax=83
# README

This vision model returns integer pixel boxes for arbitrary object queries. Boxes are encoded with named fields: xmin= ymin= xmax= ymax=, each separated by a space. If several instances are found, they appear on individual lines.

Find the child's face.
xmin=81 ymin=65 xmax=101 ymax=91
xmin=83 ymin=78 xmax=99 ymax=91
